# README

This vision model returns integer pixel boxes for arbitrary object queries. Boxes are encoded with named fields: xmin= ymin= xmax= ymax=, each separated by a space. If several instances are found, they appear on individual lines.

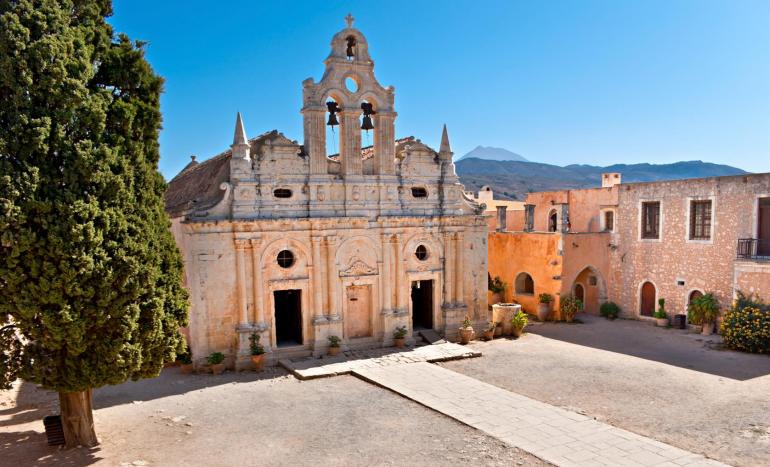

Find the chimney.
xmin=496 ymin=205 xmax=507 ymax=232
xmin=602 ymin=172 xmax=621 ymax=188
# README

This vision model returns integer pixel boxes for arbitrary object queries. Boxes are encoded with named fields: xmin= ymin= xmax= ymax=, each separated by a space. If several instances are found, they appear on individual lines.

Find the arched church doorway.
xmin=640 ymin=282 xmax=656 ymax=317
xmin=574 ymin=284 xmax=585 ymax=303
xmin=571 ymin=266 xmax=606 ymax=315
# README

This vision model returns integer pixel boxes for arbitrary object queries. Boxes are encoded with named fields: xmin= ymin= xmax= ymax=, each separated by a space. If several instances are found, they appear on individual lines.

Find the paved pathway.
xmin=278 ymin=342 xmax=480 ymax=379
xmin=354 ymin=362 xmax=728 ymax=467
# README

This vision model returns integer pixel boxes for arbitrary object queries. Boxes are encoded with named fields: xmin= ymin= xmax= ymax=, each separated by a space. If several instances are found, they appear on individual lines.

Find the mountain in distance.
xmin=456 ymin=157 xmax=747 ymax=201
xmin=457 ymin=145 xmax=528 ymax=162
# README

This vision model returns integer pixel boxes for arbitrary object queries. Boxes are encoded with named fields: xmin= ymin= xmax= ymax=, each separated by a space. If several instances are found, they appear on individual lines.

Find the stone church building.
xmin=165 ymin=17 xmax=488 ymax=368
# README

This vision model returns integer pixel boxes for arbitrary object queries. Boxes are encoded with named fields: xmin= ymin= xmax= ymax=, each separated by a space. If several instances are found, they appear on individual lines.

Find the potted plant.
xmin=488 ymin=276 xmax=506 ymax=305
xmin=653 ymin=298 xmax=669 ymax=327
xmin=537 ymin=293 xmax=553 ymax=321
xmin=600 ymin=302 xmax=620 ymax=320
xmin=511 ymin=311 xmax=528 ymax=337
xmin=687 ymin=293 xmax=720 ymax=335
xmin=483 ymin=321 xmax=496 ymax=341
xmin=560 ymin=295 xmax=582 ymax=323
xmin=178 ymin=346 xmax=194 ymax=374
xmin=207 ymin=351 xmax=225 ymax=375
xmin=328 ymin=335 xmax=342 ymax=356
xmin=249 ymin=332 xmax=266 ymax=371
xmin=393 ymin=325 xmax=408 ymax=348
xmin=493 ymin=321 xmax=503 ymax=337
xmin=458 ymin=315 xmax=475 ymax=344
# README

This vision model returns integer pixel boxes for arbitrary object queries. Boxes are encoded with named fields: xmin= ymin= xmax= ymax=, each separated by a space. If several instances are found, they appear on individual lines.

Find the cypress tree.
xmin=0 ymin=0 xmax=189 ymax=446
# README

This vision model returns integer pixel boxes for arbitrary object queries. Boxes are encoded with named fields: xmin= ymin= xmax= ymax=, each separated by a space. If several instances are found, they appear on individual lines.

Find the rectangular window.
xmin=524 ymin=204 xmax=535 ymax=231
xmin=641 ymin=202 xmax=660 ymax=239
xmin=604 ymin=211 xmax=614 ymax=231
xmin=689 ymin=200 xmax=712 ymax=240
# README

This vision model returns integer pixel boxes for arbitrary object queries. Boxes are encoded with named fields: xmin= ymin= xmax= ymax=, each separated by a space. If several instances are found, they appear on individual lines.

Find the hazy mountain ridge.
xmin=457 ymin=145 xmax=528 ymax=162
xmin=456 ymin=158 xmax=747 ymax=200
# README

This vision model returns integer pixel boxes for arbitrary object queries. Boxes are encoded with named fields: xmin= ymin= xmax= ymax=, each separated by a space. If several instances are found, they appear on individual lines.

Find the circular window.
xmin=345 ymin=76 xmax=358 ymax=93
xmin=415 ymin=245 xmax=429 ymax=261
xmin=277 ymin=250 xmax=295 ymax=268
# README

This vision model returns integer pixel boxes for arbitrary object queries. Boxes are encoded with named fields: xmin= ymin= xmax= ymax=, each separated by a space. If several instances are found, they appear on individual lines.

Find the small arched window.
xmin=274 ymin=188 xmax=292 ymax=199
xmin=548 ymin=210 xmax=558 ymax=232
xmin=277 ymin=250 xmax=295 ymax=268
xmin=515 ymin=272 xmax=535 ymax=295
xmin=415 ymin=245 xmax=429 ymax=261
xmin=411 ymin=187 xmax=428 ymax=198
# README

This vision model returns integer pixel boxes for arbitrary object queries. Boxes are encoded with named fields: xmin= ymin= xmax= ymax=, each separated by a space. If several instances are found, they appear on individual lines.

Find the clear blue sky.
xmin=109 ymin=0 xmax=770 ymax=178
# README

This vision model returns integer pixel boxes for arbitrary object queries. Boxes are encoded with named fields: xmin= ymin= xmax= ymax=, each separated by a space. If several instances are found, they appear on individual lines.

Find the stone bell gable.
xmin=165 ymin=15 xmax=488 ymax=369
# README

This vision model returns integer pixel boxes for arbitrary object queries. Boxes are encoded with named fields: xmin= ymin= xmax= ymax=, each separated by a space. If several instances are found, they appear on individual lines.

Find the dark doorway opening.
xmin=759 ymin=198 xmax=770 ymax=256
xmin=411 ymin=280 xmax=433 ymax=330
xmin=574 ymin=284 xmax=585 ymax=304
xmin=274 ymin=289 xmax=302 ymax=347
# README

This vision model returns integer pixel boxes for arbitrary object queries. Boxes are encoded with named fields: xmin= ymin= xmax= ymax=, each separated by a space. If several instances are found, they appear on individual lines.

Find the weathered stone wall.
xmin=611 ymin=174 xmax=770 ymax=319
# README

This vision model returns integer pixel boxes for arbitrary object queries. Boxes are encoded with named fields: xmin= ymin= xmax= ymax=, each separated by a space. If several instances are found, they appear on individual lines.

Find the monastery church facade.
xmin=165 ymin=17 xmax=488 ymax=367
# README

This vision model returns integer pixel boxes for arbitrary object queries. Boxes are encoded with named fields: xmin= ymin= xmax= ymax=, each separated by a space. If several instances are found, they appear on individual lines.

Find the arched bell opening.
xmin=325 ymin=95 xmax=343 ymax=159
xmin=359 ymin=99 xmax=376 ymax=152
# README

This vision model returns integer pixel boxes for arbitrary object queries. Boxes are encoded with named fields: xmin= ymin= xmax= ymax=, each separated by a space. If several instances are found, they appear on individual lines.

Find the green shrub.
xmin=735 ymin=291 xmax=769 ymax=313
xmin=207 ymin=352 xmax=225 ymax=365
xmin=653 ymin=298 xmax=667 ymax=319
xmin=538 ymin=293 xmax=553 ymax=304
xmin=511 ymin=312 xmax=529 ymax=330
xmin=393 ymin=326 xmax=408 ymax=339
xmin=560 ymin=295 xmax=583 ymax=320
xmin=328 ymin=335 xmax=341 ymax=347
xmin=249 ymin=333 xmax=265 ymax=356
xmin=599 ymin=302 xmax=620 ymax=319
xmin=687 ymin=293 xmax=720 ymax=324
xmin=177 ymin=346 xmax=192 ymax=365
xmin=462 ymin=315 xmax=473 ymax=329
xmin=488 ymin=276 xmax=506 ymax=294
xmin=721 ymin=306 xmax=770 ymax=353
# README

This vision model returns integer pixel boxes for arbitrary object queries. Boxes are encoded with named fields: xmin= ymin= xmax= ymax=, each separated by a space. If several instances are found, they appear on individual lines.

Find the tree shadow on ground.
xmin=527 ymin=313 xmax=770 ymax=381
xmin=0 ymin=430 xmax=103 ymax=466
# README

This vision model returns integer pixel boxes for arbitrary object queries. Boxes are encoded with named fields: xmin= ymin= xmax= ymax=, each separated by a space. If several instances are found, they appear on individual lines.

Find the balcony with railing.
xmin=736 ymin=238 xmax=770 ymax=261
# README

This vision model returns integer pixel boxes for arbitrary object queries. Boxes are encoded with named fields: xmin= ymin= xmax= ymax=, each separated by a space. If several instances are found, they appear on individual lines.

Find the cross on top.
xmin=345 ymin=13 xmax=354 ymax=28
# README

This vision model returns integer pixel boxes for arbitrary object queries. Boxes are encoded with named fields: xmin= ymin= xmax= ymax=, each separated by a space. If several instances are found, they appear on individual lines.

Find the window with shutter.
xmin=641 ymin=202 xmax=660 ymax=239
xmin=689 ymin=200 xmax=712 ymax=240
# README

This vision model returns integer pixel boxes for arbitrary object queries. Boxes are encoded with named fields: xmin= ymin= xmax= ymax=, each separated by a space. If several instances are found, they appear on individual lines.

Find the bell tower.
xmin=301 ymin=14 xmax=396 ymax=177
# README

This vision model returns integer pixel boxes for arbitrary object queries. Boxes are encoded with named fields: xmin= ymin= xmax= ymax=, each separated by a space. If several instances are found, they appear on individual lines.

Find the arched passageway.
xmin=571 ymin=267 xmax=607 ymax=315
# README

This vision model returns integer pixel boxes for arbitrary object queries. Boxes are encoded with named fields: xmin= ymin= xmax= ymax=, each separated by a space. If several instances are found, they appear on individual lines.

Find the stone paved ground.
xmin=278 ymin=342 xmax=480 ymax=379
xmin=354 ymin=362 xmax=728 ymax=467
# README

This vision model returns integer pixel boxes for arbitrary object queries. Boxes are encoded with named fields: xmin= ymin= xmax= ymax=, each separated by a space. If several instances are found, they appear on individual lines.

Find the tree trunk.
xmin=59 ymin=389 xmax=98 ymax=448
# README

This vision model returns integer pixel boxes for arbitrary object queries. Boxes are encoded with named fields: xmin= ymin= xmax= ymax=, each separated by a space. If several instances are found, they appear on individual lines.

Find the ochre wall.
xmin=560 ymin=233 xmax=613 ymax=314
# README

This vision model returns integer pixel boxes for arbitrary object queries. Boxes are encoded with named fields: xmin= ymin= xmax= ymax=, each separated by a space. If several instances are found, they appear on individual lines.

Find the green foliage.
xmin=687 ymin=293 xmax=720 ymax=325
xmin=207 ymin=352 xmax=225 ymax=365
xmin=653 ymin=298 xmax=667 ymax=319
xmin=0 ymin=1 xmax=189 ymax=392
xmin=510 ymin=312 xmax=528 ymax=330
xmin=176 ymin=346 xmax=192 ymax=365
xmin=488 ymin=275 xmax=505 ymax=294
xmin=393 ymin=326 xmax=407 ymax=339
xmin=599 ymin=302 xmax=620 ymax=319
xmin=721 ymin=304 xmax=770 ymax=354
xmin=328 ymin=335 xmax=341 ymax=347
xmin=560 ymin=295 xmax=583 ymax=320
xmin=538 ymin=293 xmax=553 ymax=304
xmin=734 ymin=291 xmax=769 ymax=313
xmin=249 ymin=333 xmax=265 ymax=356
xmin=462 ymin=315 xmax=473 ymax=329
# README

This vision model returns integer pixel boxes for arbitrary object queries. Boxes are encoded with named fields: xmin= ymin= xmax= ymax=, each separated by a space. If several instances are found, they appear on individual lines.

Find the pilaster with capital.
xmin=340 ymin=110 xmax=362 ymax=176
xmin=249 ymin=238 xmax=266 ymax=329
xmin=234 ymin=239 xmax=251 ymax=328
xmin=442 ymin=232 xmax=454 ymax=307
xmin=311 ymin=236 xmax=327 ymax=323
xmin=325 ymin=236 xmax=340 ymax=320
xmin=454 ymin=232 xmax=465 ymax=305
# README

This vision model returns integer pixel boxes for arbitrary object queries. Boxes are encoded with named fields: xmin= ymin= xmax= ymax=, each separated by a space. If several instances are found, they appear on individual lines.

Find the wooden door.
xmin=640 ymin=282 xmax=655 ymax=316
xmin=345 ymin=285 xmax=372 ymax=338
xmin=759 ymin=198 xmax=770 ymax=255
xmin=574 ymin=284 xmax=585 ymax=304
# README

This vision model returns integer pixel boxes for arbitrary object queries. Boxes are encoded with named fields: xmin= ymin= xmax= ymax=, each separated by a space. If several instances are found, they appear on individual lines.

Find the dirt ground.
xmin=441 ymin=314 xmax=770 ymax=467
xmin=0 ymin=366 xmax=546 ymax=466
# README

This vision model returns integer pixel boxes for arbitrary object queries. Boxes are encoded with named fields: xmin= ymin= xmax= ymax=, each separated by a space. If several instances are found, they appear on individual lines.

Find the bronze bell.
xmin=361 ymin=115 xmax=374 ymax=131
xmin=326 ymin=101 xmax=340 ymax=126
xmin=327 ymin=112 xmax=339 ymax=127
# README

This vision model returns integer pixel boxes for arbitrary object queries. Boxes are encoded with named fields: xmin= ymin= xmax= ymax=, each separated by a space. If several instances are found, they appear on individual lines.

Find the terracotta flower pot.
xmin=394 ymin=337 xmax=405 ymax=348
xmin=210 ymin=363 xmax=225 ymax=375
xmin=328 ymin=346 xmax=341 ymax=356
xmin=483 ymin=330 xmax=494 ymax=341
xmin=512 ymin=326 xmax=524 ymax=338
xmin=179 ymin=363 xmax=194 ymax=375
xmin=537 ymin=303 xmax=551 ymax=321
xmin=458 ymin=327 xmax=474 ymax=344
xmin=251 ymin=354 xmax=265 ymax=371
xmin=655 ymin=318 xmax=669 ymax=327
xmin=701 ymin=321 xmax=713 ymax=335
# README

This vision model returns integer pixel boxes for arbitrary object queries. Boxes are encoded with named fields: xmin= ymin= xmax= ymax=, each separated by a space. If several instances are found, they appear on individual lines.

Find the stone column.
xmin=250 ymin=238 xmax=265 ymax=328
xmin=374 ymin=112 xmax=396 ymax=175
xmin=326 ymin=237 xmax=340 ymax=320
xmin=393 ymin=235 xmax=403 ymax=312
xmin=235 ymin=239 xmax=250 ymax=327
xmin=311 ymin=236 xmax=326 ymax=322
xmin=454 ymin=232 xmax=464 ymax=305
xmin=340 ymin=110 xmax=362 ymax=176
xmin=381 ymin=233 xmax=392 ymax=312
xmin=443 ymin=232 xmax=454 ymax=306
xmin=304 ymin=108 xmax=327 ymax=174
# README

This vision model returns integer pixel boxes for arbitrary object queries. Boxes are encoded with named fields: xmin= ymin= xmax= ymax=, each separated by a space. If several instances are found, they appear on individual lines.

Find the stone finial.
xmin=440 ymin=124 xmax=452 ymax=154
xmin=345 ymin=13 xmax=354 ymax=29
xmin=233 ymin=112 xmax=248 ymax=146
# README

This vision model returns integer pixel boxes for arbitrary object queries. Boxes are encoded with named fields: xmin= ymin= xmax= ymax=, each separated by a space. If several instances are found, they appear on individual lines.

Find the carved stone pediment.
xmin=340 ymin=256 xmax=377 ymax=277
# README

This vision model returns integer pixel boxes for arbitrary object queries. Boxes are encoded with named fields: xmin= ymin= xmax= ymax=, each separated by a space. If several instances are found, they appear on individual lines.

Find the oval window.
xmin=345 ymin=76 xmax=358 ymax=93
xmin=411 ymin=187 xmax=428 ymax=198
xmin=274 ymin=188 xmax=292 ymax=198
xmin=277 ymin=250 xmax=295 ymax=268
xmin=415 ymin=245 xmax=429 ymax=261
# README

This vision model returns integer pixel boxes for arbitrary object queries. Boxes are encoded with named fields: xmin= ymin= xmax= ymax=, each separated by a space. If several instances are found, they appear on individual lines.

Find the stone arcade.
xmin=165 ymin=17 xmax=488 ymax=368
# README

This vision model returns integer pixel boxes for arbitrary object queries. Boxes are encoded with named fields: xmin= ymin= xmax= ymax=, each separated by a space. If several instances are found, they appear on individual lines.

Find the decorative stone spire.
xmin=345 ymin=13 xmax=354 ymax=29
xmin=231 ymin=112 xmax=250 ymax=160
xmin=439 ymin=124 xmax=452 ymax=156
